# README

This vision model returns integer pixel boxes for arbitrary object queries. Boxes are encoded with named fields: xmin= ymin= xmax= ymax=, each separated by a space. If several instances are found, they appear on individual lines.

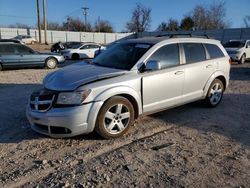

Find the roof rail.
xmin=156 ymin=33 xmax=211 ymax=39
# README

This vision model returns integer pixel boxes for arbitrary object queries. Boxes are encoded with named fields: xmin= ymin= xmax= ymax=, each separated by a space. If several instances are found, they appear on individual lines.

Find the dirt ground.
xmin=0 ymin=61 xmax=249 ymax=188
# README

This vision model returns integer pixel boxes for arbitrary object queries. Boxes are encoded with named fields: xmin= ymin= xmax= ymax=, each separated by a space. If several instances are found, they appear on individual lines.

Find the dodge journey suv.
xmin=26 ymin=36 xmax=231 ymax=139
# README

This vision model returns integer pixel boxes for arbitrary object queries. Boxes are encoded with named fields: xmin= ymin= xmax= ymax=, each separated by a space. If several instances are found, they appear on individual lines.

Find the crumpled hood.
xmin=43 ymin=62 xmax=126 ymax=91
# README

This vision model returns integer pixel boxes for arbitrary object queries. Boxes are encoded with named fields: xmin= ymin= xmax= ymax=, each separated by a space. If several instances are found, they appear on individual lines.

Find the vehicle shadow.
xmin=0 ymin=83 xmax=249 ymax=149
xmin=149 ymin=93 xmax=250 ymax=148
xmin=230 ymin=64 xmax=250 ymax=81
xmin=0 ymin=83 xmax=44 ymax=143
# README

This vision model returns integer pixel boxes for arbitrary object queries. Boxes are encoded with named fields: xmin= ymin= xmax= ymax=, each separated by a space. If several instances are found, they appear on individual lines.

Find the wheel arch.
xmin=86 ymin=86 xmax=142 ymax=133
xmin=203 ymin=71 xmax=228 ymax=97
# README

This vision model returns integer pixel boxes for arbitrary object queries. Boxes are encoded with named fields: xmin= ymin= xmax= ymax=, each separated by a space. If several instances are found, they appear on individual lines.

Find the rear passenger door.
xmin=181 ymin=43 xmax=215 ymax=102
xmin=0 ymin=44 xmax=20 ymax=68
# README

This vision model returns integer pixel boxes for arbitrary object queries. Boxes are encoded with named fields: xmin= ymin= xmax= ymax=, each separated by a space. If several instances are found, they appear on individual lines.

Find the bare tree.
xmin=62 ymin=17 xmax=92 ymax=32
xmin=191 ymin=2 xmax=230 ymax=30
xmin=126 ymin=3 xmax=151 ymax=32
xmin=8 ymin=23 xmax=31 ymax=28
xmin=94 ymin=19 xmax=114 ymax=33
xmin=244 ymin=16 xmax=250 ymax=27
xmin=192 ymin=5 xmax=208 ymax=30
xmin=207 ymin=2 xmax=230 ymax=29
xmin=40 ymin=21 xmax=62 ymax=30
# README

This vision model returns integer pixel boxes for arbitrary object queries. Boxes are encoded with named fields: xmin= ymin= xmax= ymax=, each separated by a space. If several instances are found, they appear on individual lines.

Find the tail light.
xmin=229 ymin=58 xmax=232 ymax=65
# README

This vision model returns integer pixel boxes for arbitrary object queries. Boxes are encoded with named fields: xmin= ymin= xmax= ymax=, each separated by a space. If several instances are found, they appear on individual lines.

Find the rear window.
xmin=204 ymin=43 xmax=224 ymax=59
xmin=183 ymin=43 xmax=206 ymax=63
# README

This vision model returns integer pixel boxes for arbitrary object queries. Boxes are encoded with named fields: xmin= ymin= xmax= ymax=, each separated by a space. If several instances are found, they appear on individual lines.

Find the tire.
xmin=205 ymin=79 xmax=224 ymax=107
xmin=0 ymin=64 xmax=3 ymax=71
xmin=72 ymin=53 xmax=80 ymax=60
xmin=239 ymin=54 xmax=246 ymax=64
xmin=45 ymin=57 xmax=57 ymax=69
xmin=95 ymin=96 xmax=135 ymax=139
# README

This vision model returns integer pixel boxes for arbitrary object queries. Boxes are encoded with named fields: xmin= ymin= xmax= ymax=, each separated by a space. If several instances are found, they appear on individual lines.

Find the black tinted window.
xmin=204 ymin=43 xmax=224 ymax=59
xmin=0 ymin=44 xmax=15 ymax=54
xmin=147 ymin=44 xmax=180 ymax=69
xmin=183 ymin=43 xmax=206 ymax=63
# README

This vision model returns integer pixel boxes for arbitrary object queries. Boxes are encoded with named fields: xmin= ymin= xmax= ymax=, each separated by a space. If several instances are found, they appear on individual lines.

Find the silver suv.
xmin=26 ymin=36 xmax=231 ymax=139
xmin=224 ymin=40 xmax=250 ymax=64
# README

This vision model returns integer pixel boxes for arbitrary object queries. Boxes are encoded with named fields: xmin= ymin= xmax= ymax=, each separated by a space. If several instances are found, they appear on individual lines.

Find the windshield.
xmin=224 ymin=41 xmax=245 ymax=48
xmin=92 ymin=42 xmax=152 ymax=70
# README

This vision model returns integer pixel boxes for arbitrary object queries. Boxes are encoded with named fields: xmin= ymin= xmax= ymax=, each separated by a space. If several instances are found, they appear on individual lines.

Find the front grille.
xmin=30 ymin=89 xmax=57 ymax=112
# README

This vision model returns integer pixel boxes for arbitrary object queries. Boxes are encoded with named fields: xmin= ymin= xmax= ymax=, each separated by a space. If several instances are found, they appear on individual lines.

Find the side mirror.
xmin=145 ymin=60 xmax=161 ymax=71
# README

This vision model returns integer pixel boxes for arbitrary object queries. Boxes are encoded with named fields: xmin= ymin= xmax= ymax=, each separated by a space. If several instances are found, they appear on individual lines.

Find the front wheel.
xmin=205 ymin=79 xmax=224 ymax=107
xmin=239 ymin=54 xmax=246 ymax=64
xmin=95 ymin=96 xmax=135 ymax=139
xmin=45 ymin=57 xmax=57 ymax=69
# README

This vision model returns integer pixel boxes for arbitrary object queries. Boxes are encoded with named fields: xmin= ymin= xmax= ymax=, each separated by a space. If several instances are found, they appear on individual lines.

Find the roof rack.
xmin=156 ymin=33 xmax=211 ymax=39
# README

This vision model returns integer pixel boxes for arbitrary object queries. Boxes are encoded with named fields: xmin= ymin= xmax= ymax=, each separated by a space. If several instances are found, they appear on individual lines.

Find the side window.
xmin=88 ymin=45 xmax=99 ymax=49
xmin=14 ymin=45 xmax=33 ymax=54
xmin=80 ymin=45 xmax=88 ymax=50
xmin=147 ymin=43 xmax=180 ymax=69
xmin=183 ymin=43 xmax=206 ymax=63
xmin=0 ymin=45 xmax=15 ymax=54
xmin=204 ymin=43 xmax=224 ymax=59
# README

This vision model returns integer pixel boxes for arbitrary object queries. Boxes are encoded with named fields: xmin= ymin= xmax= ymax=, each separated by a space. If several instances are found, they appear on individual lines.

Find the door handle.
xmin=174 ymin=71 xmax=184 ymax=75
xmin=206 ymin=65 xmax=213 ymax=68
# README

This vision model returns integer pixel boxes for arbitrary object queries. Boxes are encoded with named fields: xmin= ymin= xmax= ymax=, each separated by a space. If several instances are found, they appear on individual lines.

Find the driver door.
xmin=142 ymin=43 xmax=184 ymax=113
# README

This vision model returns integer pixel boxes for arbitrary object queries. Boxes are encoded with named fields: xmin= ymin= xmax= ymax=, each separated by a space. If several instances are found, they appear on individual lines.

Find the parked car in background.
xmin=26 ymin=36 xmax=230 ymax=139
xmin=0 ymin=43 xmax=65 ymax=71
xmin=61 ymin=42 xmax=103 ymax=59
xmin=0 ymin=39 xmax=23 ymax=44
xmin=51 ymin=41 xmax=83 ymax=53
xmin=13 ymin=35 xmax=37 ymax=44
xmin=224 ymin=40 xmax=250 ymax=64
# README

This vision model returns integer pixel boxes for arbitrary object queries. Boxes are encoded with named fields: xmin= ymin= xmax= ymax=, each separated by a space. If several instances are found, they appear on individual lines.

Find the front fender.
xmin=96 ymin=86 xmax=142 ymax=114
xmin=203 ymin=70 xmax=228 ymax=97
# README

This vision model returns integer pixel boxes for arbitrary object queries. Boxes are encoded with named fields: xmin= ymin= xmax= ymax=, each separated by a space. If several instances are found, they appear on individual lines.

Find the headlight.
xmin=56 ymin=90 xmax=91 ymax=105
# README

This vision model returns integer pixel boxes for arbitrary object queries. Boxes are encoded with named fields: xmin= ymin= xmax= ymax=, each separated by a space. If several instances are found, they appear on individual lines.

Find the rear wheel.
xmin=239 ymin=54 xmax=246 ymax=64
xmin=205 ymin=79 xmax=224 ymax=107
xmin=95 ymin=96 xmax=135 ymax=139
xmin=72 ymin=53 xmax=80 ymax=60
xmin=45 ymin=57 xmax=57 ymax=69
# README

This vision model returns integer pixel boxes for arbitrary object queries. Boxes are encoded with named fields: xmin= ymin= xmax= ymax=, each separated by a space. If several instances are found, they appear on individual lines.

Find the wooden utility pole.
xmin=37 ymin=0 xmax=41 ymax=43
xmin=43 ymin=0 xmax=48 ymax=44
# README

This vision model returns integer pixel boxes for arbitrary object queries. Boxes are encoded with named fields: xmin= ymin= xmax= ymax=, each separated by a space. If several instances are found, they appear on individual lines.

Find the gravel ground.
xmin=0 ymin=61 xmax=249 ymax=188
